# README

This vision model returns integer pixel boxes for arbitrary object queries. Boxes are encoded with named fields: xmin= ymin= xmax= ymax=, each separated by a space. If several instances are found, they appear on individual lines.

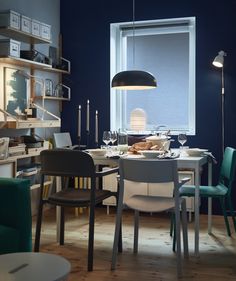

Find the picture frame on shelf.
xmin=4 ymin=67 xmax=29 ymax=118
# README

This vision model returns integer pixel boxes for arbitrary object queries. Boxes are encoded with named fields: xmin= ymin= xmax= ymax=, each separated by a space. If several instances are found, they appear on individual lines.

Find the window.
xmin=110 ymin=17 xmax=196 ymax=135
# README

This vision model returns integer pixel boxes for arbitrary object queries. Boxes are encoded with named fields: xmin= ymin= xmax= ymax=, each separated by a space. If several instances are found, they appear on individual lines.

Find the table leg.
xmin=194 ymin=165 xmax=200 ymax=257
xmin=56 ymin=177 xmax=61 ymax=242
xmin=208 ymin=161 xmax=213 ymax=234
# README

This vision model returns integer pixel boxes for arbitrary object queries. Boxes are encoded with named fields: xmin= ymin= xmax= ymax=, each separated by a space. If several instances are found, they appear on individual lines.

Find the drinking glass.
xmin=110 ymin=131 xmax=117 ymax=145
xmin=178 ymin=133 xmax=187 ymax=148
xmin=102 ymin=131 xmax=111 ymax=148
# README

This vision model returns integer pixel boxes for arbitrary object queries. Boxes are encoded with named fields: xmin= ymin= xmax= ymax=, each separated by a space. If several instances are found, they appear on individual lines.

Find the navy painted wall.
xmin=60 ymin=0 xmax=236 ymax=214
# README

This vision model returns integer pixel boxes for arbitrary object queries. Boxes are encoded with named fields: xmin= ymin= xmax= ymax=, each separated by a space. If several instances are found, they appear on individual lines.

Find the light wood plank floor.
xmin=32 ymin=207 xmax=236 ymax=281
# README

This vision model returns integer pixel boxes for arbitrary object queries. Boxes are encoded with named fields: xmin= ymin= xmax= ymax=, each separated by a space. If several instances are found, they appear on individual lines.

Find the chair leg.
xmin=115 ymin=193 xmax=123 ymax=253
xmin=133 ymin=210 xmax=139 ymax=254
xmin=88 ymin=204 xmax=95 ymax=271
xmin=170 ymin=212 xmax=174 ymax=237
xmin=227 ymin=196 xmax=236 ymax=232
xmin=172 ymin=214 xmax=176 ymax=252
xmin=34 ymin=200 xmax=44 ymax=252
xmin=220 ymin=197 xmax=231 ymax=236
xmin=60 ymin=206 xmax=65 ymax=245
xmin=181 ymin=199 xmax=189 ymax=259
xmin=111 ymin=185 xmax=124 ymax=270
xmin=174 ymin=204 xmax=182 ymax=277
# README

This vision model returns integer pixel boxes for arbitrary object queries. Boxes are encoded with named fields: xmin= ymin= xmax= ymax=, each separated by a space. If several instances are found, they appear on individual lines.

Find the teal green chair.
xmin=0 ymin=177 xmax=32 ymax=254
xmin=179 ymin=147 xmax=236 ymax=236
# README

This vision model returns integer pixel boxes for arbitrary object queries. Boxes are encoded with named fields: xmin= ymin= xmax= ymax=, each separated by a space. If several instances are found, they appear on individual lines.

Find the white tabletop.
xmin=0 ymin=252 xmax=71 ymax=281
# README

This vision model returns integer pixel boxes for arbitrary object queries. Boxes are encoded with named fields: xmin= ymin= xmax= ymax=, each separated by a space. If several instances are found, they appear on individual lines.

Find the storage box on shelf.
xmin=0 ymin=38 xmax=21 ymax=58
xmin=0 ymin=10 xmax=20 ymax=30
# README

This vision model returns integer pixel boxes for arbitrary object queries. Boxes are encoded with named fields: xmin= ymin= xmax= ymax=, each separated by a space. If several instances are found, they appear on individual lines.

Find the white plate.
xmin=138 ymin=150 xmax=165 ymax=159
xmin=86 ymin=149 xmax=106 ymax=156
xmin=185 ymin=148 xmax=208 ymax=157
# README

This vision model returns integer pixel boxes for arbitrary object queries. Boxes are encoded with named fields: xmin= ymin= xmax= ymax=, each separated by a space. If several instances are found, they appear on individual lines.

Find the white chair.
xmin=111 ymin=158 xmax=189 ymax=277
xmin=53 ymin=132 xmax=78 ymax=149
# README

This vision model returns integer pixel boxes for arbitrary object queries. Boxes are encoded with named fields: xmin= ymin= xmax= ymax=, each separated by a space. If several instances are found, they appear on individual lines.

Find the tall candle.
xmin=95 ymin=110 xmax=98 ymax=143
xmin=78 ymin=105 xmax=81 ymax=138
xmin=86 ymin=99 xmax=90 ymax=132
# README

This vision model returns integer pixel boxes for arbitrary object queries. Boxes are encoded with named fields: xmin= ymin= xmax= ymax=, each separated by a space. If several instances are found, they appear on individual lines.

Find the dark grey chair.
xmin=34 ymin=149 xmax=121 ymax=271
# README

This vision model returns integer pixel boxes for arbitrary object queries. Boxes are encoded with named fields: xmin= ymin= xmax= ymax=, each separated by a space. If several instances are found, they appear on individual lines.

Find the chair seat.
xmin=48 ymin=188 xmax=112 ymax=207
xmin=179 ymin=184 xmax=228 ymax=197
xmin=125 ymin=195 xmax=177 ymax=212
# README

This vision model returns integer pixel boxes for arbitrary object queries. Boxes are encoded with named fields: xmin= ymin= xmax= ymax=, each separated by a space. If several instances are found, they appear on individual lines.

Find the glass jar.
xmin=117 ymin=129 xmax=128 ymax=154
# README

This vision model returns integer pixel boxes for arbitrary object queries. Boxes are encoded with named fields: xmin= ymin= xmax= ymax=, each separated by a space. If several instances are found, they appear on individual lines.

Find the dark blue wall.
xmin=60 ymin=0 xmax=236 ymax=213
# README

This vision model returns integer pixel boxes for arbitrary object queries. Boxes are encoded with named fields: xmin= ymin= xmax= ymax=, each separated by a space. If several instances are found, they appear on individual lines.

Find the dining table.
xmin=55 ymin=148 xmax=213 ymax=257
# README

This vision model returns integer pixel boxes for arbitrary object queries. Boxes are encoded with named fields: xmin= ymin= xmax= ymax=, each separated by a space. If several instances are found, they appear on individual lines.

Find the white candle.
xmin=86 ymin=100 xmax=90 ymax=132
xmin=95 ymin=110 xmax=98 ymax=143
xmin=78 ymin=105 xmax=81 ymax=138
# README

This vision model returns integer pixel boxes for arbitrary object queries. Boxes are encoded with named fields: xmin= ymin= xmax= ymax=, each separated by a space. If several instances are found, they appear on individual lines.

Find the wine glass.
xmin=178 ymin=133 xmax=187 ymax=149
xmin=102 ymin=131 xmax=111 ymax=148
xmin=110 ymin=131 xmax=117 ymax=145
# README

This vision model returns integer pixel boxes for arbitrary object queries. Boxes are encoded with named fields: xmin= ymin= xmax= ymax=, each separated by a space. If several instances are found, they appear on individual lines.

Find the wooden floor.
xmin=32 ymin=207 xmax=236 ymax=281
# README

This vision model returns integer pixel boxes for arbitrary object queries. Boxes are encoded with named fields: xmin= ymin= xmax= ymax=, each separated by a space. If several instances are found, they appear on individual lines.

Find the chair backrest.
xmin=119 ymin=158 xmax=179 ymax=195
xmin=219 ymin=147 xmax=236 ymax=189
xmin=40 ymin=149 xmax=95 ymax=178
xmin=53 ymin=132 xmax=72 ymax=148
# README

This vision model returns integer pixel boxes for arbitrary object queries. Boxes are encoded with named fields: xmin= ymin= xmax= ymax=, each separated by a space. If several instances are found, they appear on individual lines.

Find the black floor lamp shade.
xmin=111 ymin=70 xmax=157 ymax=90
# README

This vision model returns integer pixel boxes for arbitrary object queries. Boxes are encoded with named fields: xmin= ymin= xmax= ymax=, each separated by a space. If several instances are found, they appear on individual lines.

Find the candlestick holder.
xmin=86 ymin=131 xmax=90 ymax=148
xmin=77 ymin=136 xmax=81 ymax=150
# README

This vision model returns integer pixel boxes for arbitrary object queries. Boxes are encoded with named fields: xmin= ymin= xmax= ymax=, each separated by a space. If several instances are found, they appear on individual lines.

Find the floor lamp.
xmin=212 ymin=50 xmax=227 ymax=157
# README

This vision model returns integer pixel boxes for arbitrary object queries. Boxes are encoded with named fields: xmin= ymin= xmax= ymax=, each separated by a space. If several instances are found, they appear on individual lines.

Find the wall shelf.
xmin=3 ymin=119 xmax=61 ymax=129
xmin=0 ymin=56 xmax=52 ymax=69
xmin=34 ymin=96 xmax=70 ymax=101
xmin=0 ymin=26 xmax=51 ymax=44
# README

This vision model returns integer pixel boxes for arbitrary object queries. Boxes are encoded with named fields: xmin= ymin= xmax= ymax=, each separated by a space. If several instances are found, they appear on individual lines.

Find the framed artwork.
xmin=4 ymin=67 xmax=29 ymax=116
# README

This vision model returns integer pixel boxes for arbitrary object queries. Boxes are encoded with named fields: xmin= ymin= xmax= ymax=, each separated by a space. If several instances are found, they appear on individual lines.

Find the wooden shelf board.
xmin=34 ymin=96 xmax=70 ymax=101
xmin=0 ymin=26 xmax=51 ymax=44
xmin=4 ymin=119 xmax=61 ymax=129
xmin=43 ymin=67 xmax=70 ymax=74
xmin=0 ymin=56 xmax=52 ymax=69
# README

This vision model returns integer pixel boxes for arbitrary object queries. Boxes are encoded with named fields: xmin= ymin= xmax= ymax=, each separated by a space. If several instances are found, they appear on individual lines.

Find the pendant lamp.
xmin=111 ymin=0 xmax=157 ymax=90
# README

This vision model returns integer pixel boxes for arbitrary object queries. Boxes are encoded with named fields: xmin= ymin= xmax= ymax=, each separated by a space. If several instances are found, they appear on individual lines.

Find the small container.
xmin=117 ymin=129 xmax=128 ymax=154
xmin=21 ymin=15 xmax=31 ymax=33
xmin=41 ymin=22 xmax=51 ymax=41
xmin=0 ymin=38 xmax=21 ymax=58
xmin=31 ymin=19 xmax=41 ymax=37
xmin=0 ymin=10 xmax=20 ymax=30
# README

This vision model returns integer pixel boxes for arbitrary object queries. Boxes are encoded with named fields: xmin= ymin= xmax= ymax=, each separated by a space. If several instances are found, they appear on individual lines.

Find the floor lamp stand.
xmin=221 ymin=67 xmax=225 ymax=158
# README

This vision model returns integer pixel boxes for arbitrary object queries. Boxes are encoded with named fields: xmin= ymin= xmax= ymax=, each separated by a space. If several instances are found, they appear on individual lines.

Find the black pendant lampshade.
xmin=111 ymin=70 xmax=157 ymax=90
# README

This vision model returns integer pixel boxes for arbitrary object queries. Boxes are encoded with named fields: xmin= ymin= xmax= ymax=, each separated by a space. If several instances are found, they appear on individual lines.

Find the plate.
xmin=138 ymin=150 xmax=165 ymax=159
xmin=185 ymin=148 xmax=208 ymax=157
xmin=86 ymin=149 xmax=106 ymax=156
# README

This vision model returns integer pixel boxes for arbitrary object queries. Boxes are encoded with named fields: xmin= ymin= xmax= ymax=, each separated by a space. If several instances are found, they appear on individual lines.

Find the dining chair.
xmin=179 ymin=146 xmax=236 ymax=236
xmin=34 ymin=149 xmax=121 ymax=271
xmin=111 ymin=158 xmax=189 ymax=277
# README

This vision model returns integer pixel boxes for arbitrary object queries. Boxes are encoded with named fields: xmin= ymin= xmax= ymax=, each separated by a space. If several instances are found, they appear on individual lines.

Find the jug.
xmin=117 ymin=129 xmax=128 ymax=154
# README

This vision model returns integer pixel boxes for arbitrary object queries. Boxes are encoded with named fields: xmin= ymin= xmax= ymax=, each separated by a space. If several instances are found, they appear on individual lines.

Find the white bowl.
xmin=145 ymin=135 xmax=171 ymax=150
xmin=139 ymin=150 xmax=165 ymax=159
xmin=185 ymin=148 xmax=208 ymax=157
xmin=86 ymin=149 xmax=106 ymax=156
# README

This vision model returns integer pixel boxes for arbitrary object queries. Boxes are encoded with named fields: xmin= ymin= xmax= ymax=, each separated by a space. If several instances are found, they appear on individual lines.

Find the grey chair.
xmin=111 ymin=158 xmax=189 ymax=277
xmin=34 ymin=149 xmax=121 ymax=271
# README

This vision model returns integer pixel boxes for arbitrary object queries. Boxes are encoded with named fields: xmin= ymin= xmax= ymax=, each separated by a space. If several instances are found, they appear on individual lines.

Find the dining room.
xmin=0 ymin=0 xmax=236 ymax=280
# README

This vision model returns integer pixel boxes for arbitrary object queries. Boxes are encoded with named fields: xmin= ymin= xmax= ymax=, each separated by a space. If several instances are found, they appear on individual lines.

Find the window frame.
xmin=110 ymin=17 xmax=196 ymax=135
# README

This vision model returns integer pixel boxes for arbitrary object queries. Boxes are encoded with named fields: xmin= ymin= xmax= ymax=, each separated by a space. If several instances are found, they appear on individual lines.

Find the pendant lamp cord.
xmin=132 ymin=0 xmax=135 ymax=68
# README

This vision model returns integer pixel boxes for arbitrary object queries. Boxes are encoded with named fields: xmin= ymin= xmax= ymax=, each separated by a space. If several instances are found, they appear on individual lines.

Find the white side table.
xmin=0 ymin=252 xmax=71 ymax=281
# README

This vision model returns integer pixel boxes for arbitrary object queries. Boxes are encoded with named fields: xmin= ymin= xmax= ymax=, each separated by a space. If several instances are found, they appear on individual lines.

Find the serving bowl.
xmin=138 ymin=150 xmax=165 ymax=159
xmin=145 ymin=135 xmax=171 ymax=150
xmin=185 ymin=148 xmax=208 ymax=157
xmin=86 ymin=149 xmax=106 ymax=156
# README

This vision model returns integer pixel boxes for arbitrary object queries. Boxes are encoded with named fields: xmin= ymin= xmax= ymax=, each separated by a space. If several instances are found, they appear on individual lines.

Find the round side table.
xmin=0 ymin=252 xmax=71 ymax=281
